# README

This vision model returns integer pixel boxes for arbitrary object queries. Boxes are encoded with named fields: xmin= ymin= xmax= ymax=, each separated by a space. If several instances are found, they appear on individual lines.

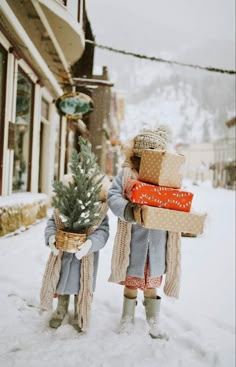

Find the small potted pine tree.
xmin=52 ymin=136 xmax=104 ymax=253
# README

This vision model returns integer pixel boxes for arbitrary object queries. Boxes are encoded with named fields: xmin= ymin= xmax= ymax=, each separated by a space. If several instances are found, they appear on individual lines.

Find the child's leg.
xmin=119 ymin=286 xmax=138 ymax=333
xmin=144 ymin=288 xmax=157 ymax=299
xmin=74 ymin=294 xmax=78 ymax=319
xmin=49 ymin=294 xmax=70 ymax=329
xmin=143 ymin=288 xmax=167 ymax=339
xmin=70 ymin=294 xmax=82 ymax=332
xmin=124 ymin=286 xmax=138 ymax=299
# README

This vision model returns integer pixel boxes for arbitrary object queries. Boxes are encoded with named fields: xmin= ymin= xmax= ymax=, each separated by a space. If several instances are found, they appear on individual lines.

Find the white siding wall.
xmin=0 ymin=31 xmax=65 ymax=197
xmin=67 ymin=0 xmax=79 ymax=20
xmin=0 ymin=33 xmax=15 ymax=195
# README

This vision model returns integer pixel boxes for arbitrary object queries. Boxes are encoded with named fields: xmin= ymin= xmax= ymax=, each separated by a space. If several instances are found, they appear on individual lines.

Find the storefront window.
xmin=0 ymin=48 xmax=7 ymax=125
xmin=0 ymin=46 xmax=7 ymax=195
xmin=12 ymin=69 xmax=34 ymax=192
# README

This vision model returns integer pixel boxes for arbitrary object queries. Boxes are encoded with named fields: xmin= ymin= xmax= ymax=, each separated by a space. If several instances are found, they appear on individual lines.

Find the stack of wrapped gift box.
xmin=125 ymin=149 xmax=207 ymax=235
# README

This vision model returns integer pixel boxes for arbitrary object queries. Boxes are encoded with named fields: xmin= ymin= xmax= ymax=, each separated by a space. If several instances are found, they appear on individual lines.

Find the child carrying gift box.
xmin=108 ymin=127 xmax=181 ymax=340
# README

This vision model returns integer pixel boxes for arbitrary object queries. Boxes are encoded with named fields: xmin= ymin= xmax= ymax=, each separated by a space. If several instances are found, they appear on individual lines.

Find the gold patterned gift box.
xmin=138 ymin=149 xmax=185 ymax=188
xmin=134 ymin=205 xmax=207 ymax=235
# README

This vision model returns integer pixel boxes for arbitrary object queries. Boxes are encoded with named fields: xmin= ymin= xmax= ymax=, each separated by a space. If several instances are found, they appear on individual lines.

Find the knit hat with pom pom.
xmin=133 ymin=126 xmax=169 ymax=157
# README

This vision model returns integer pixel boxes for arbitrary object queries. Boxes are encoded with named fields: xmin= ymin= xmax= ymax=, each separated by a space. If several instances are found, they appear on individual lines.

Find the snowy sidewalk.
xmin=0 ymin=183 xmax=235 ymax=367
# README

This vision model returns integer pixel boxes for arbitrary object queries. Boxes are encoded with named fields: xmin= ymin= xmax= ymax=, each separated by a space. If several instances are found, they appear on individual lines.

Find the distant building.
xmin=210 ymin=117 xmax=236 ymax=189
xmin=106 ymin=91 xmax=124 ymax=177
xmin=65 ymin=19 xmax=123 ymax=178
xmin=79 ymin=66 xmax=122 ymax=177
xmin=175 ymin=143 xmax=214 ymax=183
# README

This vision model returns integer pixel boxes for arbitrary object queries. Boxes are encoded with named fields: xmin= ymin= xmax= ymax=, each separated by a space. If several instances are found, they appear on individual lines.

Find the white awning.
xmin=35 ymin=0 xmax=85 ymax=65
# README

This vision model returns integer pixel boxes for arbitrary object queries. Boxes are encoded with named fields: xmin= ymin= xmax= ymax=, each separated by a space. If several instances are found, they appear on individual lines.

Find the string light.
xmin=85 ymin=40 xmax=236 ymax=76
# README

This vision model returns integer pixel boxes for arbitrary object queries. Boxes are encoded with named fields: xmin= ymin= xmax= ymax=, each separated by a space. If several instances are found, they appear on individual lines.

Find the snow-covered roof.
xmin=0 ymin=193 xmax=48 ymax=208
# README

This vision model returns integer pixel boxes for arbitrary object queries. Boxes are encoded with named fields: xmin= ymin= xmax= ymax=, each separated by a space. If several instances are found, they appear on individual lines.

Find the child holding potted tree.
xmin=40 ymin=137 xmax=110 ymax=332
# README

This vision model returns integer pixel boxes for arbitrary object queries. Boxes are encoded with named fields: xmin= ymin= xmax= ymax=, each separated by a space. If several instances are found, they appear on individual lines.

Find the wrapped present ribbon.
xmin=125 ymin=179 xmax=193 ymax=212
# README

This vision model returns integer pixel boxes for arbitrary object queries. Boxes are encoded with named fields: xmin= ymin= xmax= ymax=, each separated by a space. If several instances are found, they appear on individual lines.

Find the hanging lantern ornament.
xmin=56 ymin=92 xmax=94 ymax=119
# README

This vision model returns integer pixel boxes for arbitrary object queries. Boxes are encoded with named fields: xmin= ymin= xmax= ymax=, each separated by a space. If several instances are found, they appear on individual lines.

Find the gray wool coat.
xmin=45 ymin=215 xmax=109 ymax=294
xmin=107 ymin=170 xmax=167 ymax=278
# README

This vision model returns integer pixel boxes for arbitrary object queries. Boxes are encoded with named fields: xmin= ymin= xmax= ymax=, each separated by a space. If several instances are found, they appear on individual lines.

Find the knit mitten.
xmin=124 ymin=202 xmax=136 ymax=223
xmin=75 ymin=239 xmax=92 ymax=260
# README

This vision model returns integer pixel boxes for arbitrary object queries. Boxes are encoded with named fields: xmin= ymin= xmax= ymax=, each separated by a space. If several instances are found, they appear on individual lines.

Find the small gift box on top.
xmin=134 ymin=205 xmax=207 ymax=235
xmin=138 ymin=149 xmax=185 ymax=189
xmin=125 ymin=179 xmax=194 ymax=212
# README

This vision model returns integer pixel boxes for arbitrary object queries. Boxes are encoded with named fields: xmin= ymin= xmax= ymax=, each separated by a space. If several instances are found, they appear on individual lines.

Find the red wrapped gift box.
xmin=125 ymin=179 xmax=194 ymax=212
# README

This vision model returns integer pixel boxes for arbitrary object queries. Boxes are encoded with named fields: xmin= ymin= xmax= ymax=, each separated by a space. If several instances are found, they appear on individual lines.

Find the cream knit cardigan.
xmin=40 ymin=202 xmax=108 ymax=331
xmin=108 ymin=165 xmax=182 ymax=298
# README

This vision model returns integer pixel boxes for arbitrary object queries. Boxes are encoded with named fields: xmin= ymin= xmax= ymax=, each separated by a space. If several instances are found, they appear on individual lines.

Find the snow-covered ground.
xmin=0 ymin=183 xmax=235 ymax=367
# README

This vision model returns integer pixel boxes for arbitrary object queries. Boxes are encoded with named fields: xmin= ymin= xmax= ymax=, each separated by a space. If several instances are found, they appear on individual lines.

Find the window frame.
xmin=13 ymin=66 xmax=35 ymax=192
xmin=0 ymin=43 xmax=7 ymax=195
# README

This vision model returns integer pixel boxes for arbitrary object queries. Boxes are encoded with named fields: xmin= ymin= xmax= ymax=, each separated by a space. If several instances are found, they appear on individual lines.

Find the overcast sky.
xmin=86 ymin=0 xmax=235 ymax=43
xmin=86 ymin=0 xmax=235 ymax=70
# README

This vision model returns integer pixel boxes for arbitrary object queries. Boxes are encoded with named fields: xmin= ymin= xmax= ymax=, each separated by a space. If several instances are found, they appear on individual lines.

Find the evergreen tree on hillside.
xmin=52 ymin=137 xmax=103 ymax=234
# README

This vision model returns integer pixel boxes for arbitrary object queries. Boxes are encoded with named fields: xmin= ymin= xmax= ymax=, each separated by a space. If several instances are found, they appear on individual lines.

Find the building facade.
xmin=0 ymin=0 xmax=85 ymax=197
xmin=0 ymin=0 xmax=124 ymax=236
xmin=73 ymin=66 xmax=123 ymax=177
xmin=0 ymin=0 xmax=87 ymax=235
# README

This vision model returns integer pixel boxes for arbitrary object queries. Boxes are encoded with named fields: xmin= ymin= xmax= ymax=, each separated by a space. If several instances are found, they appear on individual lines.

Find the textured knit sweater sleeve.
xmin=107 ymin=170 xmax=129 ymax=221
xmin=44 ymin=216 xmax=56 ymax=246
xmin=87 ymin=215 xmax=109 ymax=254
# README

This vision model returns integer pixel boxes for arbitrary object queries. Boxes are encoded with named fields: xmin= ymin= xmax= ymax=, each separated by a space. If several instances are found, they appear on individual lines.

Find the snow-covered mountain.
xmin=117 ymin=58 xmax=235 ymax=144
xmin=87 ymin=0 xmax=235 ymax=144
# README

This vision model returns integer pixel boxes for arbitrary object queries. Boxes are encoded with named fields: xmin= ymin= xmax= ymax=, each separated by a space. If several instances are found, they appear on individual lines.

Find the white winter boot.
xmin=119 ymin=296 xmax=137 ymax=334
xmin=144 ymin=296 xmax=168 ymax=340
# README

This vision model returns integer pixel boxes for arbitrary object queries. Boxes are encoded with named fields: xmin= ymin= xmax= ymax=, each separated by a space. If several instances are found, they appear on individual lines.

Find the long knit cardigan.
xmin=40 ymin=202 xmax=108 ymax=331
xmin=108 ymin=164 xmax=182 ymax=298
